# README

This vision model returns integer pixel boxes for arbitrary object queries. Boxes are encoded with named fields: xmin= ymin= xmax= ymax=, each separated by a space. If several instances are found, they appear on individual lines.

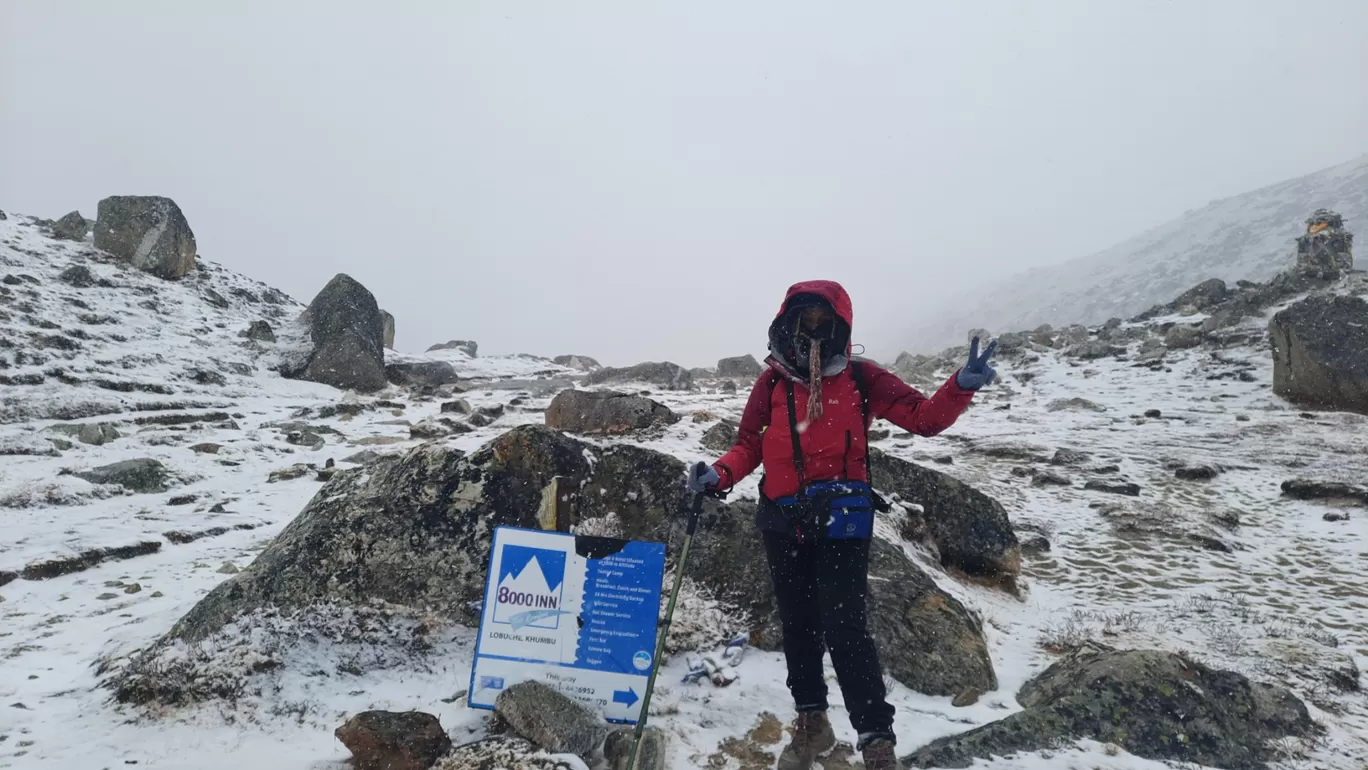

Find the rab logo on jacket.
xmin=493 ymin=545 xmax=567 ymax=630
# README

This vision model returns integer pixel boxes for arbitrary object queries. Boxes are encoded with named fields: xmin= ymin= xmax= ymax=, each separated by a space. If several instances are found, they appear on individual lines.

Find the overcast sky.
xmin=3 ymin=1 xmax=1366 ymax=366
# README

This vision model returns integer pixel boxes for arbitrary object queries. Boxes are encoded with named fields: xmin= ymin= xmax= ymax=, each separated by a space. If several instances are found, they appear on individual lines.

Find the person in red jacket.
xmin=685 ymin=280 xmax=996 ymax=770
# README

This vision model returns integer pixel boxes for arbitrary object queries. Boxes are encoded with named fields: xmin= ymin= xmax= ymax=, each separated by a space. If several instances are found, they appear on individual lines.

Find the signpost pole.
xmin=625 ymin=492 xmax=704 ymax=770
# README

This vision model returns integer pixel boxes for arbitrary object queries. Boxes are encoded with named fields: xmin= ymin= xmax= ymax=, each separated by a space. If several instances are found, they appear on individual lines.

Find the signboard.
xmin=468 ymin=526 xmax=667 ymax=724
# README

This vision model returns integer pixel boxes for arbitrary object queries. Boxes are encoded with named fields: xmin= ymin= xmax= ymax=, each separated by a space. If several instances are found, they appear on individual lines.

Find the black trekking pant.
xmin=762 ymin=531 xmax=895 ymax=742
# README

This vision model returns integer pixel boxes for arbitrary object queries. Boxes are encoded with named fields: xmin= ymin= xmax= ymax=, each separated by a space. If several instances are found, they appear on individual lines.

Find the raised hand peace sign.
xmin=955 ymin=336 xmax=998 ymax=391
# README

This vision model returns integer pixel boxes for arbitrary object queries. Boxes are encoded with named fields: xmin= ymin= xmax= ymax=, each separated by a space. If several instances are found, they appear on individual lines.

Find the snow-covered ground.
xmin=1 ymin=213 xmax=1365 ymax=769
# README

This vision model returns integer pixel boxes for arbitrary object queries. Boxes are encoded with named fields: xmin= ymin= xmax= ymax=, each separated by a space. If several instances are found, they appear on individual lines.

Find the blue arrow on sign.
xmin=612 ymin=688 xmax=639 ymax=707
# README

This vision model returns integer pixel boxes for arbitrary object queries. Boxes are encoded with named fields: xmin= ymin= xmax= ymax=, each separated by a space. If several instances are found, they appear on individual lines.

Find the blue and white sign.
xmin=468 ymin=526 xmax=667 ymax=724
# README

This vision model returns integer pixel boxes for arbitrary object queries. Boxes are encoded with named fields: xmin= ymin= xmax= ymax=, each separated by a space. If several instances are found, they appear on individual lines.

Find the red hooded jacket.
xmin=713 ymin=280 xmax=975 ymax=501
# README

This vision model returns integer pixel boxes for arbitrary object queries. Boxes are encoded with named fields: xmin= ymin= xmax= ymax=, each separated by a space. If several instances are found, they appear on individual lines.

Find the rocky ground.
xmin=1 ymin=211 xmax=1366 ymax=770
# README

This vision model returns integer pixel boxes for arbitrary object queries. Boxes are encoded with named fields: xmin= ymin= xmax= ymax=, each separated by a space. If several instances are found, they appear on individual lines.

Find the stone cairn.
xmin=1294 ymin=208 xmax=1354 ymax=278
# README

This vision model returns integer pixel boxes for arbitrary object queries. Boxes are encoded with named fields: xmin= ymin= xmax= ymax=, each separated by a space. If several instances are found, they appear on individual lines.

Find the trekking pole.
xmin=625 ymin=490 xmax=704 ymax=770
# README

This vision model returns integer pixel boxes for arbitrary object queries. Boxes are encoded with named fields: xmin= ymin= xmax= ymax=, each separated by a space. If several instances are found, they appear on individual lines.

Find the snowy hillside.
xmin=909 ymin=153 xmax=1368 ymax=350
xmin=1 ymin=211 xmax=1366 ymax=770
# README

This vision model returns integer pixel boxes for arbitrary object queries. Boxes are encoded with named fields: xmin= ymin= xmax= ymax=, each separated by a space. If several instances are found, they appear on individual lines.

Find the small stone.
xmin=334 ymin=710 xmax=453 ymax=770
xmin=103 ymin=580 xmax=125 ymax=588
xmin=1046 ymin=397 xmax=1106 ymax=413
xmin=189 ymin=443 xmax=222 ymax=455
xmin=951 ymin=687 xmax=982 ymax=707
xmin=1236 ymin=415 xmax=1251 ymax=422
xmin=123 ymin=583 xmax=142 ymax=594
xmin=1084 ymin=480 xmax=1141 ymax=497
xmin=208 ymin=502 xmax=227 ymax=513
xmin=1144 ymin=409 xmax=1162 ymax=418
xmin=604 ymin=725 xmax=668 ymax=770
xmin=494 ymin=680 xmax=608 ymax=759
xmin=1323 ymin=512 xmax=1350 ymax=522
xmin=933 ymin=455 xmax=954 ymax=464
xmin=1175 ymin=466 xmax=1218 ymax=481
xmin=1032 ymin=471 xmax=1071 ymax=487
xmin=1050 ymin=448 xmax=1091 ymax=466
xmin=216 ymin=562 xmax=240 ymax=574
xmin=440 ymin=399 xmax=473 ymax=415
xmin=167 ymin=494 xmax=198 ymax=506
xmin=96 ymin=593 xmax=119 ymax=600
xmin=150 ymin=591 xmax=164 ymax=598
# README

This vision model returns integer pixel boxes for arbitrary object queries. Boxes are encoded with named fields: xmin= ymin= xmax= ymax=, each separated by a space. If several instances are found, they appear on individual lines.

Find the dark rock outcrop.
xmin=52 ymin=211 xmax=91 ymax=241
xmin=716 ymin=354 xmax=764 ymax=378
xmin=701 ymin=419 xmax=739 ymax=453
xmin=295 ymin=274 xmax=388 ymax=392
xmin=870 ymin=449 xmax=1019 ymax=580
xmin=335 ymin=711 xmax=452 ymax=770
xmin=385 ymin=361 xmax=460 ymax=388
xmin=867 ymin=538 xmax=997 ymax=695
xmin=74 ymin=458 xmax=168 ymax=493
xmin=1270 ymin=294 xmax=1368 ymax=415
xmin=93 ymin=196 xmax=197 ymax=279
xmin=585 ymin=361 xmax=692 ymax=390
xmin=905 ymin=645 xmax=1315 ymax=770
xmin=544 ymin=390 xmax=678 ymax=435
xmin=552 ymin=354 xmax=601 ymax=371
xmin=1280 ymin=478 xmax=1368 ymax=506
xmin=58 ymin=264 xmax=97 ymax=287
xmin=427 ymin=340 xmax=477 ymax=357
xmin=244 ymin=320 xmax=276 ymax=342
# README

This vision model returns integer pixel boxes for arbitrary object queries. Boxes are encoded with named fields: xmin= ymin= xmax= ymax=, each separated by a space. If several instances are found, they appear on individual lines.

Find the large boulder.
xmin=905 ymin=645 xmax=1314 ymax=770
xmin=74 ymin=458 xmax=169 ymax=493
xmin=385 ymin=360 xmax=460 ymax=388
xmin=867 ymin=538 xmax=996 ymax=695
xmin=1170 ymin=278 xmax=1229 ymax=313
xmin=701 ymin=419 xmax=738 ymax=453
xmin=1270 ymin=294 xmax=1368 ymax=415
xmin=552 ymin=354 xmax=601 ymax=371
xmin=869 ymin=449 xmax=1019 ymax=580
xmin=585 ymin=361 xmax=692 ymax=390
xmin=716 ymin=354 xmax=763 ymax=379
xmin=295 ymin=274 xmax=388 ymax=392
xmin=51 ymin=210 xmax=91 ymax=241
xmin=125 ymin=426 xmax=993 ymax=702
xmin=544 ymin=390 xmax=679 ymax=435
xmin=381 ymin=310 xmax=395 ymax=349
xmin=93 ymin=196 xmax=197 ymax=279
xmin=427 ymin=340 xmax=477 ymax=357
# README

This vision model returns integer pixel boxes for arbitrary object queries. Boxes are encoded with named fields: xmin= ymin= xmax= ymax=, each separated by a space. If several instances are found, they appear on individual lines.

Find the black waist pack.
xmin=772 ymin=480 xmax=885 ymax=540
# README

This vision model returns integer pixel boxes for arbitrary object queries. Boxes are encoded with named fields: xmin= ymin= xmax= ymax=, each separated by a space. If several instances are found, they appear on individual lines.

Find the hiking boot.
xmin=860 ymin=738 xmax=901 ymax=770
xmin=776 ymin=709 xmax=837 ymax=770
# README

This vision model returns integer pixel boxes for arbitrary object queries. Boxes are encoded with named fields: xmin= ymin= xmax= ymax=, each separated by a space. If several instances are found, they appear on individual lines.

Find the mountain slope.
xmin=911 ymin=153 xmax=1368 ymax=349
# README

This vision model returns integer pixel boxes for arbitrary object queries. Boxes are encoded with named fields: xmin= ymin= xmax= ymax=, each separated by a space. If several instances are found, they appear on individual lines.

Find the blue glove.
xmin=685 ymin=461 xmax=719 ymax=494
xmin=956 ymin=337 xmax=998 ymax=390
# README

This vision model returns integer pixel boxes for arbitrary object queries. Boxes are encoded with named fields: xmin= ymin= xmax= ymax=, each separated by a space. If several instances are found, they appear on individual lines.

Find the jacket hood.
xmin=774 ymin=280 xmax=854 ymax=329
xmin=766 ymin=280 xmax=854 ymax=379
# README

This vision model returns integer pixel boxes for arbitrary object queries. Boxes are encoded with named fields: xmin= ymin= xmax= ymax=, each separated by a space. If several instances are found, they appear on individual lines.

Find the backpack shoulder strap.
xmin=851 ymin=360 xmax=871 ymax=425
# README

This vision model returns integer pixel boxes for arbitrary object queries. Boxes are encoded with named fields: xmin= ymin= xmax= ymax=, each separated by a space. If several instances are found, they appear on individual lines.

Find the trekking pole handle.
xmin=685 ymin=491 xmax=703 ymax=535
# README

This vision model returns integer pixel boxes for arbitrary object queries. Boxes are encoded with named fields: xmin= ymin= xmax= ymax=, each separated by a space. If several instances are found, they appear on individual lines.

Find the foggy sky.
xmin=3 ymin=1 xmax=1367 ymax=367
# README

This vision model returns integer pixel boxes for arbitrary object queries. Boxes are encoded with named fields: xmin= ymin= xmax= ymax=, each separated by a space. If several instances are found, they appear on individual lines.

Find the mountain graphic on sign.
xmin=493 ymin=549 xmax=566 ymax=628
